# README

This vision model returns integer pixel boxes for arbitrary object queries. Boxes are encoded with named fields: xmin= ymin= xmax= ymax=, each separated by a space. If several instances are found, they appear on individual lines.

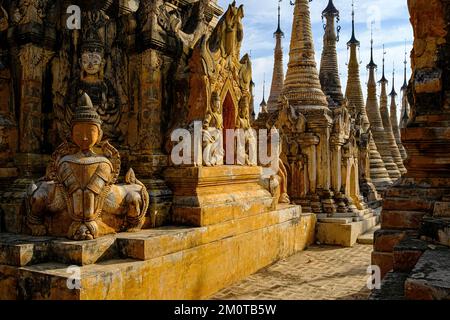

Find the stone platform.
xmin=316 ymin=213 xmax=380 ymax=247
xmin=316 ymin=208 xmax=380 ymax=247
xmin=164 ymin=166 xmax=274 ymax=226
xmin=0 ymin=204 xmax=315 ymax=300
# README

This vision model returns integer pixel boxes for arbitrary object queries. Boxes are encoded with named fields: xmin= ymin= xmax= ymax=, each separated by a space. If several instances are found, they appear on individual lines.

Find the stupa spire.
xmin=366 ymin=34 xmax=401 ymax=182
xmin=400 ymin=41 xmax=410 ymax=128
xmin=319 ymin=0 xmax=344 ymax=107
xmin=345 ymin=0 xmax=366 ymax=121
xmin=378 ymin=45 xmax=388 ymax=84
xmin=389 ymin=64 xmax=408 ymax=160
xmin=260 ymin=74 xmax=268 ymax=113
xmin=267 ymin=0 xmax=285 ymax=112
xmin=379 ymin=52 xmax=407 ymax=176
xmin=345 ymin=0 xmax=385 ymax=197
xmin=282 ymin=0 xmax=328 ymax=110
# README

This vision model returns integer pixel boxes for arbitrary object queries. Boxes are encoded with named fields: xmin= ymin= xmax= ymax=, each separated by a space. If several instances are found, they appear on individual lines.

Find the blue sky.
xmin=216 ymin=0 xmax=413 ymax=117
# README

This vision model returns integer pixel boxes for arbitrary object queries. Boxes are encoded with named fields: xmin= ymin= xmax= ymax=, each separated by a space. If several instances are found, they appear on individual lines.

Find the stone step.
xmin=405 ymin=248 xmax=450 ymax=300
xmin=0 ymin=205 xmax=307 ymax=266
xmin=420 ymin=216 xmax=450 ymax=247
xmin=393 ymin=238 xmax=428 ymax=272
xmin=357 ymin=224 xmax=380 ymax=245
xmin=369 ymin=271 xmax=409 ymax=300
xmin=317 ymin=215 xmax=379 ymax=247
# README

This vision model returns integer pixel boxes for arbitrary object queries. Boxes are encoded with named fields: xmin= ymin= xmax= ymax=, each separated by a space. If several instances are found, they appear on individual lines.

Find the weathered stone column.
xmin=128 ymin=49 xmax=168 ymax=177
xmin=16 ymin=44 xmax=53 ymax=176
xmin=330 ymin=138 xmax=343 ymax=193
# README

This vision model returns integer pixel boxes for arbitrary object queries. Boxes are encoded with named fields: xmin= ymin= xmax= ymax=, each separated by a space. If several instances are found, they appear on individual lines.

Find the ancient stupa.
xmin=366 ymin=35 xmax=401 ymax=182
xmin=378 ymin=49 xmax=407 ymax=175
xmin=345 ymin=3 xmax=391 ymax=192
xmin=389 ymin=65 xmax=408 ymax=162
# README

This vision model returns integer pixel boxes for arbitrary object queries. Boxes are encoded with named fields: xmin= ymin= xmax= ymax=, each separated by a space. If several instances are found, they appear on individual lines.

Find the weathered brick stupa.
xmin=371 ymin=0 xmax=450 ymax=300
xmin=378 ymin=49 xmax=407 ymax=175
xmin=366 ymin=35 xmax=401 ymax=182
xmin=389 ymin=66 xmax=408 ymax=162
xmin=344 ymin=1 xmax=382 ymax=204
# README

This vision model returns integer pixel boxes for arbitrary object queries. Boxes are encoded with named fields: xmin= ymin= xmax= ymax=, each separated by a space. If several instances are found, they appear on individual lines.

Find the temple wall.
xmin=373 ymin=0 xmax=450 ymax=278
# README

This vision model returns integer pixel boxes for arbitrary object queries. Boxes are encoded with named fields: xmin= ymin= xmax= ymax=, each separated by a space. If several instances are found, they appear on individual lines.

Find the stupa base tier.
xmin=0 ymin=205 xmax=315 ymax=300
xmin=164 ymin=166 xmax=275 ymax=227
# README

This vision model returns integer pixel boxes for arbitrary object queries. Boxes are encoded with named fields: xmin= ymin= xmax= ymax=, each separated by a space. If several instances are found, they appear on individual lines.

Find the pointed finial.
xmin=260 ymin=74 xmax=267 ymax=108
xmin=379 ymin=44 xmax=388 ymax=83
xmin=402 ymin=40 xmax=408 ymax=90
xmin=367 ymin=22 xmax=377 ymax=69
xmin=274 ymin=0 xmax=284 ymax=36
xmin=263 ymin=73 xmax=266 ymax=100
xmin=390 ymin=62 xmax=397 ymax=97
xmin=347 ymin=0 xmax=360 ymax=46
xmin=322 ymin=0 xmax=339 ymax=17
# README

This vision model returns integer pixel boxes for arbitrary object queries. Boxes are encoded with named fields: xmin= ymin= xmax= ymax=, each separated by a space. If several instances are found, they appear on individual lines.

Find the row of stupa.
xmin=258 ymin=0 xmax=410 ymax=199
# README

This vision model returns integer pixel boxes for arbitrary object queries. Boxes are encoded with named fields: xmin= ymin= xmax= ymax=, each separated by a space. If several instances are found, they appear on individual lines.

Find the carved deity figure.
xmin=236 ymin=95 xmax=257 ymax=166
xmin=212 ymin=1 xmax=244 ymax=58
xmin=68 ymin=26 xmax=121 ymax=142
xmin=203 ymin=92 xmax=224 ymax=166
xmin=26 ymin=93 xmax=149 ymax=241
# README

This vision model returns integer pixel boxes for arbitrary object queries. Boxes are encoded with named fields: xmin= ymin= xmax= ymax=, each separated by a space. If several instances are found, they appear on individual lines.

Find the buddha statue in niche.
xmin=26 ymin=93 xmax=149 ymax=241
xmin=68 ymin=28 xmax=122 ymax=142
xmin=203 ymin=91 xmax=224 ymax=166
xmin=236 ymin=95 xmax=257 ymax=166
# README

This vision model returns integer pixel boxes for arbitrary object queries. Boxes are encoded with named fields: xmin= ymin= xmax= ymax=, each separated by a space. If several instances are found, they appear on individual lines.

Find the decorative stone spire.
xmin=282 ymin=0 xmax=328 ymax=110
xmin=260 ymin=75 xmax=268 ymax=113
xmin=366 ymin=35 xmax=400 ymax=181
xmin=267 ymin=0 xmax=285 ymax=112
xmin=345 ymin=1 xmax=383 ymax=201
xmin=319 ymin=0 xmax=344 ymax=108
xmin=389 ymin=65 xmax=408 ymax=161
xmin=400 ymin=43 xmax=410 ymax=128
xmin=345 ymin=1 xmax=368 ymax=124
xmin=379 ymin=52 xmax=407 ymax=175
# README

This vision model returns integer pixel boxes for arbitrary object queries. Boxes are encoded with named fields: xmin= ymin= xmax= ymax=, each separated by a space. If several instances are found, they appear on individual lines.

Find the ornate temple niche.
xmin=180 ymin=2 xmax=251 ymax=132
xmin=222 ymin=91 xmax=236 ymax=131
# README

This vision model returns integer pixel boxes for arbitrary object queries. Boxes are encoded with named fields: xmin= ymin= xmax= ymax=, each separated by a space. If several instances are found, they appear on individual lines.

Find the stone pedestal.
xmin=0 ymin=204 xmax=315 ymax=300
xmin=164 ymin=166 xmax=274 ymax=227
